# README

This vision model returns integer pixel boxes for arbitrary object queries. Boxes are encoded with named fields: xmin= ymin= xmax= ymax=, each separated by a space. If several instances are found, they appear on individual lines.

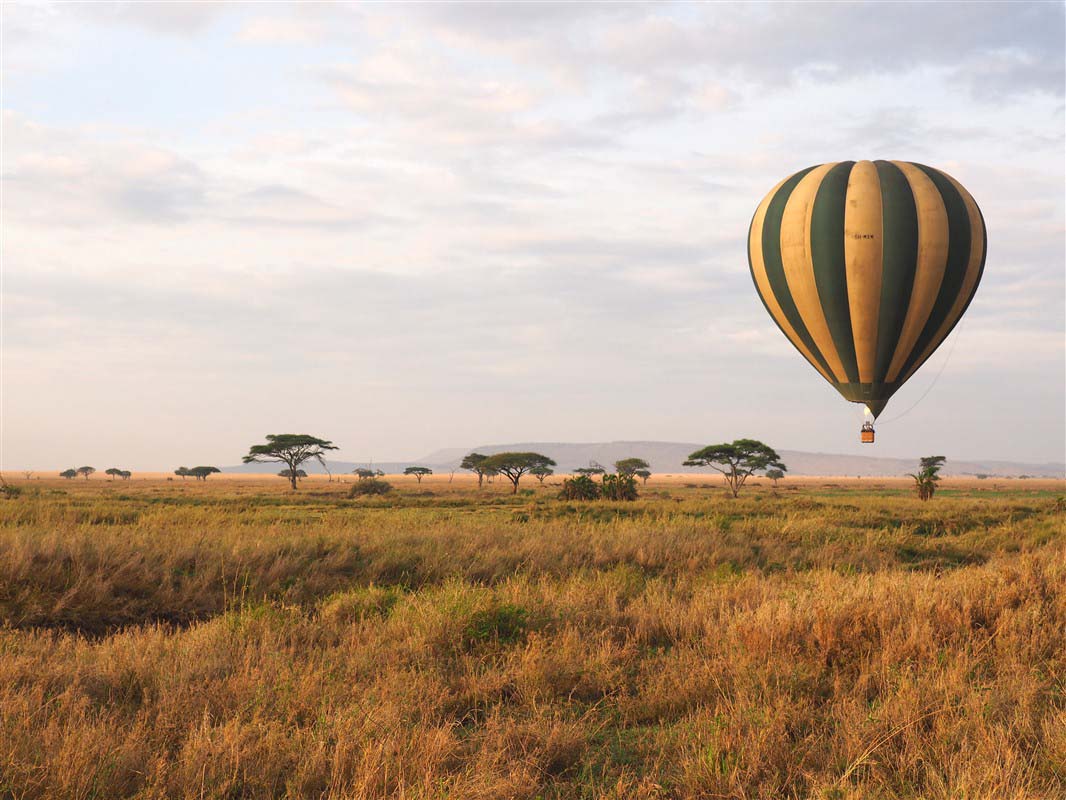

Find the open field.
xmin=1 ymin=476 xmax=1063 ymax=799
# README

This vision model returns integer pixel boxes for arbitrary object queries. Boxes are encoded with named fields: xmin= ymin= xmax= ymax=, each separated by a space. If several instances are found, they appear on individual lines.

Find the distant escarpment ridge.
xmin=223 ymin=441 xmax=1065 ymax=479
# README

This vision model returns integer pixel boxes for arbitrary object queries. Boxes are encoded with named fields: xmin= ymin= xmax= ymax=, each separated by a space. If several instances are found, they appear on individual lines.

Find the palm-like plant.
xmin=910 ymin=456 xmax=946 ymax=501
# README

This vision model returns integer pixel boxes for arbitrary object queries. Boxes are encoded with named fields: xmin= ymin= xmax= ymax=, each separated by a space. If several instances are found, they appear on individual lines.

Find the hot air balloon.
xmin=747 ymin=160 xmax=986 ymax=442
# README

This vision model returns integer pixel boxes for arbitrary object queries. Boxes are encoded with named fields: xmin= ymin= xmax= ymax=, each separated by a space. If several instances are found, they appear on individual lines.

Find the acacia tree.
xmin=683 ymin=439 xmax=786 ymax=498
xmin=634 ymin=468 xmax=651 ymax=485
xmin=910 ymin=456 xmax=946 ymax=501
xmin=614 ymin=458 xmax=650 ymax=476
xmin=461 ymin=453 xmax=490 ymax=487
xmin=480 ymin=452 xmax=556 ymax=494
xmin=105 ymin=468 xmax=124 ymax=481
xmin=175 ymin=467 xmax=190 ymax=480
xmin=404 ymin=466 xmax=433 ymax=483
xmin=60 ymin=469 xmax=77 ymax=480
xmin=765 ymin=468 xmax=784 ymax=489
xmin=76 ymin=466 xmax=95 ymax=480
xmin=530 ymin=465 xmax=554 ymax=484
xmin=574 ymin=463 xmax=606 ymax=481
xmin=244 ymin=434 xmax=338 ymax=491
xmin=278 ymin=469 xmax=308 ymax=481
xmin=354 ymin=467 xmax=384 ymax=481
xmin=189 ymin=466 xmax=220 ymax=481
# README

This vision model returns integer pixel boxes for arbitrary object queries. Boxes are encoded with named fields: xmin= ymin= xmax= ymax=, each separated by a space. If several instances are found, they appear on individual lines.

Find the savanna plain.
xmin=1 ymin=473 xmax=1064 ymax=800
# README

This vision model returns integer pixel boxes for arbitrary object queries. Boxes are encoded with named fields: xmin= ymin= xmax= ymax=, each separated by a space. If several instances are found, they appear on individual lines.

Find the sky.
xmin=3 ymin=1 xmax=1064 ymax=471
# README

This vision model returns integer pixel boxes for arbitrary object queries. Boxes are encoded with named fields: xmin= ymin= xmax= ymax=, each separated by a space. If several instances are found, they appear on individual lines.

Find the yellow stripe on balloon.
xmin=778 ymin=163 xmax=848 ymax=383
xmin=843 ymin=160 xmax=883 ymax=383
xmin=749 ymin=176 xmax=834 ymax=383
xmin=899 ymin=170 xmax=986 ymax=384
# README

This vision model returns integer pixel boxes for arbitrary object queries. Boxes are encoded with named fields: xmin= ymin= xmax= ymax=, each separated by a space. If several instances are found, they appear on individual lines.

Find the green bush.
xmin=348 ymin=478 xmax=393 ymax=497
xmin=602 ymin=473 xmax=638 ymax=501
xmin=559 ymin=474 xmax=601 ymax=500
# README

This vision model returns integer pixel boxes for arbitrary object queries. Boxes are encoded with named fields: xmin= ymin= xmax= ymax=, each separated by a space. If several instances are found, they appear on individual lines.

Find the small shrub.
xmin=559 ymin=474 xmax=601 ymax=500
xmin=348 ymin=478 xmax=393 ymax=497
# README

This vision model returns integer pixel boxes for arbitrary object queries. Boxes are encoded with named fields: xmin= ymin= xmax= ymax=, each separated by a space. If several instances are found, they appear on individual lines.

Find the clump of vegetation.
xmin=911 ymin=456 xmax=946 ymax=501
xmin=278 ymin=469 xmax=307 ymax=480
xmin=765 ymin=467 xmax=784 ymax=489
xmin=559 ymin=474 xmax=601 ymax=500
xmin=59 ymin=469 xmax=77 ymax=480
xmin=601 ymin=472 xmax=638 ymax=501
xmin=104 ymin=468 xmax=132 ymax=480
xmin=348 ymin=477 xmax=393 ymax=496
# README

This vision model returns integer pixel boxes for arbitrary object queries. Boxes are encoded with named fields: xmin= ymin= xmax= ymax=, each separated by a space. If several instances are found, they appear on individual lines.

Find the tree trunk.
xmin=289 ymin=461 xmax=298 ymax=491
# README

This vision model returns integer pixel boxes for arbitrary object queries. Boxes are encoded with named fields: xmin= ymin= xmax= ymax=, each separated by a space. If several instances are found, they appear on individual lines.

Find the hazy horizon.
xmin=4 ymin=2 xmax=1064 ymax=471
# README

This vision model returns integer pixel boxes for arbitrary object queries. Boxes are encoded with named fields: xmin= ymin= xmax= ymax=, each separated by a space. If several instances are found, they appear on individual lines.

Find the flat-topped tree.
xmin=684 ymin=439 xmax=786 ymax=498
xmin=480 ymin=452 xmax=556 ymax=494
xmin=404 ymin=466 xmax=433 ymax=483
xmin=278 ymin=469 xmax=307 ymax=480
xmin=574 ymin=463 xmax=606 ymax=480
xmin=175 ymin=467 xmax=190 ymax=480
xmin=76 ymin=466 xmax=95 ymax=480
xmin=530 ymin=465 xmax=554 ymax=484
xmin=354 ymin=468 xmax=383 ymax=481
xmin=634 ymin=468 xmax=651 ymax=485
xmin=460 ymin=453 xmax=490 ymax=487
xmin=60 ymin=469 xmax=77 ymax=480
xmin=189 ymin=466 xmax=220 ymax=481
xmin=244 ymin=434 xmax=338 ymax=491
xmin=614 ymin=458 xmax=650 ymax=476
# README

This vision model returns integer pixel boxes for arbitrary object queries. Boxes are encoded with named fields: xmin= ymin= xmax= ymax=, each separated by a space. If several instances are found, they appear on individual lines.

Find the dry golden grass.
xmin=0 ymin=478 xmax=1063 ymax=799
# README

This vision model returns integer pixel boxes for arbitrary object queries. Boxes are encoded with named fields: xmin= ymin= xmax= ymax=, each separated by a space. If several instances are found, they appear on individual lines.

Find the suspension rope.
xmin=877 ymin=319 xmax=966 ymax=425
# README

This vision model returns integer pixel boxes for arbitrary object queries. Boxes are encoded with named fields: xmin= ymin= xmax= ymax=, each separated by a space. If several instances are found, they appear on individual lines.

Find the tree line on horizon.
xmin=46 ymin=434 xmax=947 ymax=501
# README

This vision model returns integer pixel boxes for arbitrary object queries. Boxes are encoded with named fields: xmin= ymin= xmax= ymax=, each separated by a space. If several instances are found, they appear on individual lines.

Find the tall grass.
xmin=0 ymin=484 xmax=1063 ymax=798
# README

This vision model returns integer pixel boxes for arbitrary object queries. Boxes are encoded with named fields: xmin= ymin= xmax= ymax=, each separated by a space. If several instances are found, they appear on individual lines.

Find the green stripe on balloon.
xmin=758 ymin=166 xmax=835 ymax=380
xmin=899 ymin=163 xmax=973 ymax=381
xmin=809 ymin=161 xmax=859 ymax=384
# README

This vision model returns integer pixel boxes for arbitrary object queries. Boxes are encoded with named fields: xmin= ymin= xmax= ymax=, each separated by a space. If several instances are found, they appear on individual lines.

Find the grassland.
xmin=1 ymin=474 xmax=1063 ymax=799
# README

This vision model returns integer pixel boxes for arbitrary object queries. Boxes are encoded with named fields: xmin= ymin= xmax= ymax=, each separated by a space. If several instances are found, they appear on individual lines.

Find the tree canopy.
xmin=60 ymin=469 xmax=77 ymax=480
xmin=105 ymin=468 xmax=131 ymax=481
xmin=174 ymin=467 xmax=190 ymax=480
xmin=189 ymin=466 xmax=220 ymax=481
xmin=278 ymin=469 xmax=308 ymax=479
xmin=76 ymin=466 xmax=95 ymax=480
xmin=460 ymin=453 xmax=490 ymax=487
xmin=614 ymin=458 xmax=650 ymax=476
xmin=530 ymin=465 xmax=554 ymax=483
xmin=684 ymin=439 xmax=786 ymax=497
xmin=480 ymin=452 xmax=556 ymax=494
xmin=404 ymin=466 xmax=433 ymax=483
xmin=354 ymin=468 xmax=384 ymax=480
xmin=243 ymin=434 xmax=338 ymax=491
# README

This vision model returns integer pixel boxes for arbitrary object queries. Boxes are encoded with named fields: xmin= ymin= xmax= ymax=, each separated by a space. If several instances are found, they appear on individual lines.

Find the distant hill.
xmin=224 ymin=440 xmax=1065 ymax=478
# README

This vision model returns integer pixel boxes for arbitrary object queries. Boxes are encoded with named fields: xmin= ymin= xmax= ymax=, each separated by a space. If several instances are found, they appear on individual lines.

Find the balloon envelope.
xmin=747 ymin=160 xmax=986 ymax=417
